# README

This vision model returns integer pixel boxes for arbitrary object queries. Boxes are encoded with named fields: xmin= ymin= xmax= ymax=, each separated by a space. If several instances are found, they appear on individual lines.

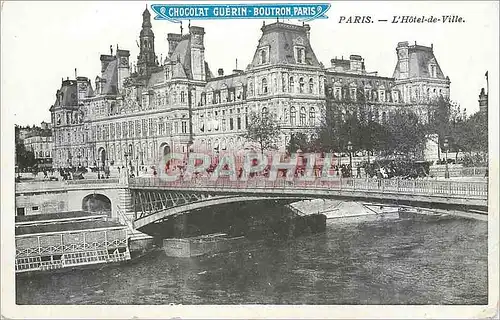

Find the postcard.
xmin=1 ymin=1 xmax=498 ymax=319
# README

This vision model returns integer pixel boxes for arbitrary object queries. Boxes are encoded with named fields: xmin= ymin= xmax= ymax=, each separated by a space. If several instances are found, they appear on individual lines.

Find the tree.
xmin=426 ymin=96 xmax=452 ymax=160
xmin=359 ymin=119 xmax=390 ymax=162
xmin=314 ymin=104 xmax=342 ymax=153
xmin=15 ymin=140 xmax=36 ymax=170
xmin=287 ymin=132 xmax=311 ymax=153
xmin=453 ymin=111 xmax=488 ymax=165
xmin=385 ymin=111 xmax=427 ymax=158
xmin=242 ymin=111 xmax=281 ymax=154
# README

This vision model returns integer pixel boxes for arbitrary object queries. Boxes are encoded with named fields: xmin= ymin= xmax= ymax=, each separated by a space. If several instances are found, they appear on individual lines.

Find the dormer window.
xmin=429 ymin=64 xmax=437 ymax=78
xmin=295 ymin=46 xmax=306 ymax=64
xmin=259 ymin=47 xmax=270 ymax=64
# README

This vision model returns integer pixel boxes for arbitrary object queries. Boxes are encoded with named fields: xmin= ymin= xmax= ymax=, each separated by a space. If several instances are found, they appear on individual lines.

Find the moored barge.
xmin=15 ymin=211 xmax=131 ymax=273
xmin=163 ymin=233 xmax=246 ymax=258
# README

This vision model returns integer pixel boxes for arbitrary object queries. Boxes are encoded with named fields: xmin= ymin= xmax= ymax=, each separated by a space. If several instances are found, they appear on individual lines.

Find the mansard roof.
xmin=393 ymin=44 xmax=446 ymax=79
xmin=172 ymin=61 xmax=188 ymax=79
xmin=205 ymin=73 xmax=247 ymax=91
xmin=249 ymin=22 xmax=321 ymax=68
xmin=101 ymin=59 xmax=118 ymax=95
xmin=52 ymin=80 xmax=78 ymax=109
xmin=147 ymin=70 xmax=164 ymax=87
xmin=169 ymin=37 xmax=192 ymax=78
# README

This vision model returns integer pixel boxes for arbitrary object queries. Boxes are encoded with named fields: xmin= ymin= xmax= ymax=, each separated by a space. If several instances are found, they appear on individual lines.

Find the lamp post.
xmin=136 ymin=156 xmax=139 ymax=177
xmin=347 ymin=141 xmax=353 ymax=177
xmin=124 ymin=152 xmax=129 ymax=177
xmin=444 ymin=138 xmax=449 ymax=179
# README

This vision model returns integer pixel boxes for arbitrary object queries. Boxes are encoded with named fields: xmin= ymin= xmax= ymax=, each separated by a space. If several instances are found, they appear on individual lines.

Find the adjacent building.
xmin=16 ymin=122 xmax=53 ymax=169
xmin=50 ymin=8 xmax=450 ymax=169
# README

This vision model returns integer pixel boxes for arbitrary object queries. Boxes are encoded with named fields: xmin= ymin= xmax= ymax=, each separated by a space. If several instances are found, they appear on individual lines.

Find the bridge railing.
xmin=66 ymin=178 xmax=120 ymax=185
xmin=127 ymin=177 xmax=488 ymax=199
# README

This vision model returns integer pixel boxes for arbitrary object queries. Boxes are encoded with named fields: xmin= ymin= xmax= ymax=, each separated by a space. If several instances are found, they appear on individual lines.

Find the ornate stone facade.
xmin=50 ymin=8 xmax=450 ymax=169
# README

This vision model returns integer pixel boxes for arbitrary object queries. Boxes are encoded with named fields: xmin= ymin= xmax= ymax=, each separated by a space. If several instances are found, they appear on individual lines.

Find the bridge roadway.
xmin=127 ymin=177 xmax=488 ymax=229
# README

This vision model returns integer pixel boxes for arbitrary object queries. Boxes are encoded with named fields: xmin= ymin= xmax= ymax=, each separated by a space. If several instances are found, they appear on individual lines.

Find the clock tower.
xmin=137 ymin=7 xmax=156 ymax=77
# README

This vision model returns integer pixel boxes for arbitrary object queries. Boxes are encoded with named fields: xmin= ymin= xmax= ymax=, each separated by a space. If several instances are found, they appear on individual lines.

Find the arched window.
xmin=299 ymin=78 xmax=304 ymax=93
xmin=180 ymin=91 xmax=185 ymax=103
xmin=309 ymin=78 xmax=314 ymax=93
xmin=289 ymin=77 xmax=294 ymax=93
xmin=309 ymin=107 xmax=315 ymax=125
xmin=290 ymin=107 xmax=297 ymax=126
xmin=262 ymin=78 xmax=268 ymax=94
xmin=300 ymin=107 xmax=306 ymax=126
xmin=262 ymin=107 xmax=268 ymax=116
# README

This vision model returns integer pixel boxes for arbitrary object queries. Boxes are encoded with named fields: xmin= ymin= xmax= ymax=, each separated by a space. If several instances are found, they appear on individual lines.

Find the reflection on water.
xmin=16 ymin=216 xmax=487 ymax=305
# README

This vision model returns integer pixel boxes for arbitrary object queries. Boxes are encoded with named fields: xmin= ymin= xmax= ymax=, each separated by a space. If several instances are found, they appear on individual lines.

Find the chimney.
xmin=304 ymin=24 xmax=311 ymax=41
xmin=218 ymin=68 xmax=224 ymax=76
xmin=100 ymin=54 xmax=115 ymax=74
xmin=167 ymin=33 xmax=183 ymax=58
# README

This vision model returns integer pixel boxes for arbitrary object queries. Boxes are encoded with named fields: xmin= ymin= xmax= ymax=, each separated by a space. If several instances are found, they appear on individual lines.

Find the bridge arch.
xmin=133 ymin=195 xmax=310 ymax=230
xmin=82 ymin=193 xmax=112 ymax=216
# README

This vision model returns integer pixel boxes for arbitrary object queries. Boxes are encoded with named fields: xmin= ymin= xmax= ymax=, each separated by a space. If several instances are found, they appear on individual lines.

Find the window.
xmin=289 ymin=77 xmax=294 ymax=93
xmin=290 ymin=107 xmax=297 ymax=126
xmin=262 ymin=107 xmax=268 ymax=116
xmin=237 ymin=117 xmax=241 ymax=130
xmin=262 ymin=78 xmax=268 ymax=94
xmin=430 ymin=65 xmax=437 ymax=78
xmin=309 ymin=78 xmax=314 ymax=93
xmin=181 ymin=121 xmax=187 ymax=133
xmin=309 ymin=107 xmax=315 ymax=125
xmin=351 ymin=88 xmax=357 ymax=100
xmin=222 ymin=118 xmax=226 ymax=131
xmin=299 ymin=78 xmax=304 ymax=93
xmin=16 ymin=208 xmax=25 ymax=216
xmin=296 ymin=47 xmax=305 ymax=64
xmin=180 ymin=91 xmax=185 ymax=103
xmin=229 ymin=118 xmax=234 ymax=130
xmin=32 ymin=206 xmax=39 ymax=211
xmin=174 ymin=122 xmax=179 ymax=134
xmin=260 ymin=49 xmax=267 ymax=64
xmin=300 ymin=107 xmax=306 ymax=126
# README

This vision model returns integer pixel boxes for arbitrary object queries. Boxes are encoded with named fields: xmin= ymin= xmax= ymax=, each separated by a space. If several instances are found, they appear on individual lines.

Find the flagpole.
xmin=486 ymin=71 xmax=489 ymax=106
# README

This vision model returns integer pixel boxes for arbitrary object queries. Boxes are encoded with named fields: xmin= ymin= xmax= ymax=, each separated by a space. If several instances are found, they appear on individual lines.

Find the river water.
xmin=16 ymin=215 xmax=487 ymax=305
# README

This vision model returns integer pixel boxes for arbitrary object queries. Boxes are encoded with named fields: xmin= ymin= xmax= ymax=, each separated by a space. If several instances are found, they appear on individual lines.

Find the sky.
xmin=1 ymin=1 xmax=498 ymax=126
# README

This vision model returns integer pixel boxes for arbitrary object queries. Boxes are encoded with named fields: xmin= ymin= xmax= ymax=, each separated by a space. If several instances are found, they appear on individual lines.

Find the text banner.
xmin=151 ymin=3 xmax=331 ymax=22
